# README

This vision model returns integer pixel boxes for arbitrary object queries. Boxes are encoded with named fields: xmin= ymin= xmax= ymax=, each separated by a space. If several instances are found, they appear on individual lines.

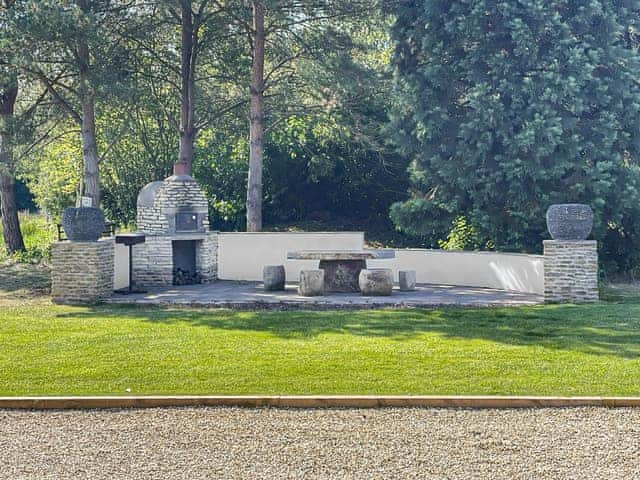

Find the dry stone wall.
xmin=51 ymin=238 xmax=114 ymax=305
xmin=131 ymin=236 xmax=173 ymax=287
xmin=543 ymin=240 xmax=598 ymax=303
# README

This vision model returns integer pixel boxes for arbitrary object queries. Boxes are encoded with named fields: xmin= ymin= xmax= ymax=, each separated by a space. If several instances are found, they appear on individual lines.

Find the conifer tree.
xmin=216 ymin=0 xmax=377 ymax=231
xmin=0 ymin=65 xmax=26 ymax=254
xmin=1 ymin=0 xmax=26 ymax=253
xmin=389 ymin=0 xmax=640 ymax=269
xmin=3 ymin=0 xmax=134 ymax=208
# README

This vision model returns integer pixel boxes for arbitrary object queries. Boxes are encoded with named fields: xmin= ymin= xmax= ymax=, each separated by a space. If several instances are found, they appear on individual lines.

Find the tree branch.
xmin=33 ymin=71 xmax=82 ymax=125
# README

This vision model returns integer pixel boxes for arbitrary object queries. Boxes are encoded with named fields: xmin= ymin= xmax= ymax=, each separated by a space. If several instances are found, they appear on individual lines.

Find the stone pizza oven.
xmin=132 ymin=169 xmax=218 ymax=287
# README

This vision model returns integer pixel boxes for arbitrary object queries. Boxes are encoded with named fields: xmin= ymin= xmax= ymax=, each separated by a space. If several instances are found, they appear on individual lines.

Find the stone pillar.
xmin=197 ymin=232 xmax=219 ymax=283
xmin=51 ymin=238 xmax=115 ymax=305
xmin=543 ymin=240 xmax=598 ymax=303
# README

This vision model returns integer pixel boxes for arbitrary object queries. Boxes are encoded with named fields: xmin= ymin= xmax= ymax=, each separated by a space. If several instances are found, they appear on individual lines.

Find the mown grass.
xmin=1 ymin=221 xmax=638 ymax=397
xmin=1 ymin=300 xmax=639 ymax=396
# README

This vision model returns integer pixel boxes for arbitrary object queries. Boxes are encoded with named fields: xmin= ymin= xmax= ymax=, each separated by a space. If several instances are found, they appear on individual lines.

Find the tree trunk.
xmin=77 ymin=0 xmax=100 ymax=207
xmin=0 ymin=74 xmax=26 ymax=254
xmin=80 ymin=92 xmax=100 ymax=208
xmin=246 ymin=0 xmax=265 ymax=232
xmin=178 ymin=0 xmax=196 ymax=175
xmin=0 ymin=173 xmax=24 ymax=254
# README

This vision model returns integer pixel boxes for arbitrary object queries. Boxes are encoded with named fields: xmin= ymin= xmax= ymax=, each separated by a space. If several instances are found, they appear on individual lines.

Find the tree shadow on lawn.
xmin=0 ymin=261 xmax=51 ymax=296
xmin=56 ymin=302 xmax=640 ymax=359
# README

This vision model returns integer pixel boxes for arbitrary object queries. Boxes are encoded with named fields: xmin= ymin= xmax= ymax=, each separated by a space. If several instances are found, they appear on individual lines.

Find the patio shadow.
xmin=56 ymin=301 xmax=640 ymax=359
xmin=0 ymin=262 xmax=51 ymax=295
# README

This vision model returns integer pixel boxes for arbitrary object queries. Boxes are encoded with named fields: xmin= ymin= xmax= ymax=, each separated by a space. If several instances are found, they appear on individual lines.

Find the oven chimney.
xmin=173 ymin=161 xmax=189 ymax=176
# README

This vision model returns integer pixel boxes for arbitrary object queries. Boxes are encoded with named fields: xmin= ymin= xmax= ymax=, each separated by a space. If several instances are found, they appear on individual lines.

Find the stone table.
xmin=287 ymin=250 xmax=395 ymax=292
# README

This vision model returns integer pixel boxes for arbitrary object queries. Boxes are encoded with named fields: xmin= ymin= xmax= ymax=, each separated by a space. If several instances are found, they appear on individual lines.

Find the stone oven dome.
xmin=137 ymin=181 xmax=165 ymax=209
xmin=136 ymin=174 xmax=209 ymax=235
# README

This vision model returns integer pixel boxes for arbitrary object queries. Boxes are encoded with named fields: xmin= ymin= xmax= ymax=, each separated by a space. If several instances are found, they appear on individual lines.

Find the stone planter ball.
xmin=546 ymin=204 xmax=593 ymax=241
xmin=62 ymin=207 xmax=105 ymax=242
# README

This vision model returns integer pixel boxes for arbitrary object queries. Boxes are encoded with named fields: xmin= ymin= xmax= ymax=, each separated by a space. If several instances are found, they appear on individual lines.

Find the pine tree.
xmin=0 ymin=66 xmax=26 ymax=254
xmin=389 ymin=0 xmax=640 ymax=270
xmin=216 ymin=0 xmax=379 ymax=231
xmin=3 ymin=0 xmax=135 ymax=208
xmin=1 ymin=0 xmax=26 ymax=254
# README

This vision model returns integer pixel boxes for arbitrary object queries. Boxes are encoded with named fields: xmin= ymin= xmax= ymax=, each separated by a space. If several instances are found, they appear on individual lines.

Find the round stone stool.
xmin=399 ymin=270 xmax=416 ymax=291
xmin=298 ymin=270 xmax=325 ymax=297
xmin=359 ymin=269 xmax=393 ymax=296
xmin=263 ymin=265 xmax=286 ymax=291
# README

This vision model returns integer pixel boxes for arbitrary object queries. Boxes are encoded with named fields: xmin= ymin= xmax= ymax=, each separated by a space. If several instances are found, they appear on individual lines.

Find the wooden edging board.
xmin=1 ymin=396 xmax=640 ymax=410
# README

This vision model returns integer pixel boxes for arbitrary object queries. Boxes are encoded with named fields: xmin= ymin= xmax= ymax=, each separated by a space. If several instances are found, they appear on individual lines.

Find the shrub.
xmin=0 ymin=212 xmax=56 ymax=263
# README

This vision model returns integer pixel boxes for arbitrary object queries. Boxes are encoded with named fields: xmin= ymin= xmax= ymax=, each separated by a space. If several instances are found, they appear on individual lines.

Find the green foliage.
xmin=389 ymin=0 xmax=640 ymax=272
xmin=22 ymin=129 xmax=82 ymax=218
xmin=438 ymin=216 xmax=483 ymax=251
xmin=3 ymin=0 xmax=400 ymax=238
xmin=73 ymin=1 xmax=405 ymax=236
xmin=194 ymin=127 xmax=249 ymax=231
xmin=99 ymin=101 xmax=177 ymax=225
xmin=4 ymin=0 xmax=135 ymax=106
xmin=2 ymin=0 xmax=139 ymax=211
xmin=0 ymin=212 xmax=56 ymax=263
xmin=192 ymin=108 xmax=407 ymax=233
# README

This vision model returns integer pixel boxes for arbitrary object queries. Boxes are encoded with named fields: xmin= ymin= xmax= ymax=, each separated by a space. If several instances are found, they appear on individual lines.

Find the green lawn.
xmin=1 ymin=298 xmax=639 ymax=396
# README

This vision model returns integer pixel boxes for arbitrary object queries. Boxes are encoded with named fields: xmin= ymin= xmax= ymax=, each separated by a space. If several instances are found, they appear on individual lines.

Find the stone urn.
xmin=546 ymin=204 xmax=593 ymax=240
xmin=61 ymin=207 xmax=105 ymax=242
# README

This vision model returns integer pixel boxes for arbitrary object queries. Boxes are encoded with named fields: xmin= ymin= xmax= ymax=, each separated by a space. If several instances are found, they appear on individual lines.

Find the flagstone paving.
xmin=107 ymin=281 xmax=542 ymax=309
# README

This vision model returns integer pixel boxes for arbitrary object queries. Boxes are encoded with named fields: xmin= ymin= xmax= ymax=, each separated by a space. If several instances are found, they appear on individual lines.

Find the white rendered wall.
xmin=368 ymin=249 xmax=544 ymax=295
xmin=217 ymin=232 xmax=365 ymax=282
xmin=115 ymin=231 xmax=543 ymax=294
xmin=217 ymin=233 xmax=543 ymax=294
xmin=114 ymin=242 xmax=129 ymax=290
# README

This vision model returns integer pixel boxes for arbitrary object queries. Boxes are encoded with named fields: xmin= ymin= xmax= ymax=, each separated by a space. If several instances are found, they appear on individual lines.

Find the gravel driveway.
xmin=2 ymin=407 xmax=639 ymax=479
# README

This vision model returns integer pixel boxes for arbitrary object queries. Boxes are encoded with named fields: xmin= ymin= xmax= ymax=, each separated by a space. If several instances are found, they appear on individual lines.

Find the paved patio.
xmin=107 ymin=281 xmax=542 ymax=309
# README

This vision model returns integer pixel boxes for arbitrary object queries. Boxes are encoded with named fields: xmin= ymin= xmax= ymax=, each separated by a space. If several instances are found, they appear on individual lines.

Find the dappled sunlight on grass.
xmin=2 ymin=300 xmax=639 ymax=396
xmin=48 ymin=301 xmax=640 ymax=358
